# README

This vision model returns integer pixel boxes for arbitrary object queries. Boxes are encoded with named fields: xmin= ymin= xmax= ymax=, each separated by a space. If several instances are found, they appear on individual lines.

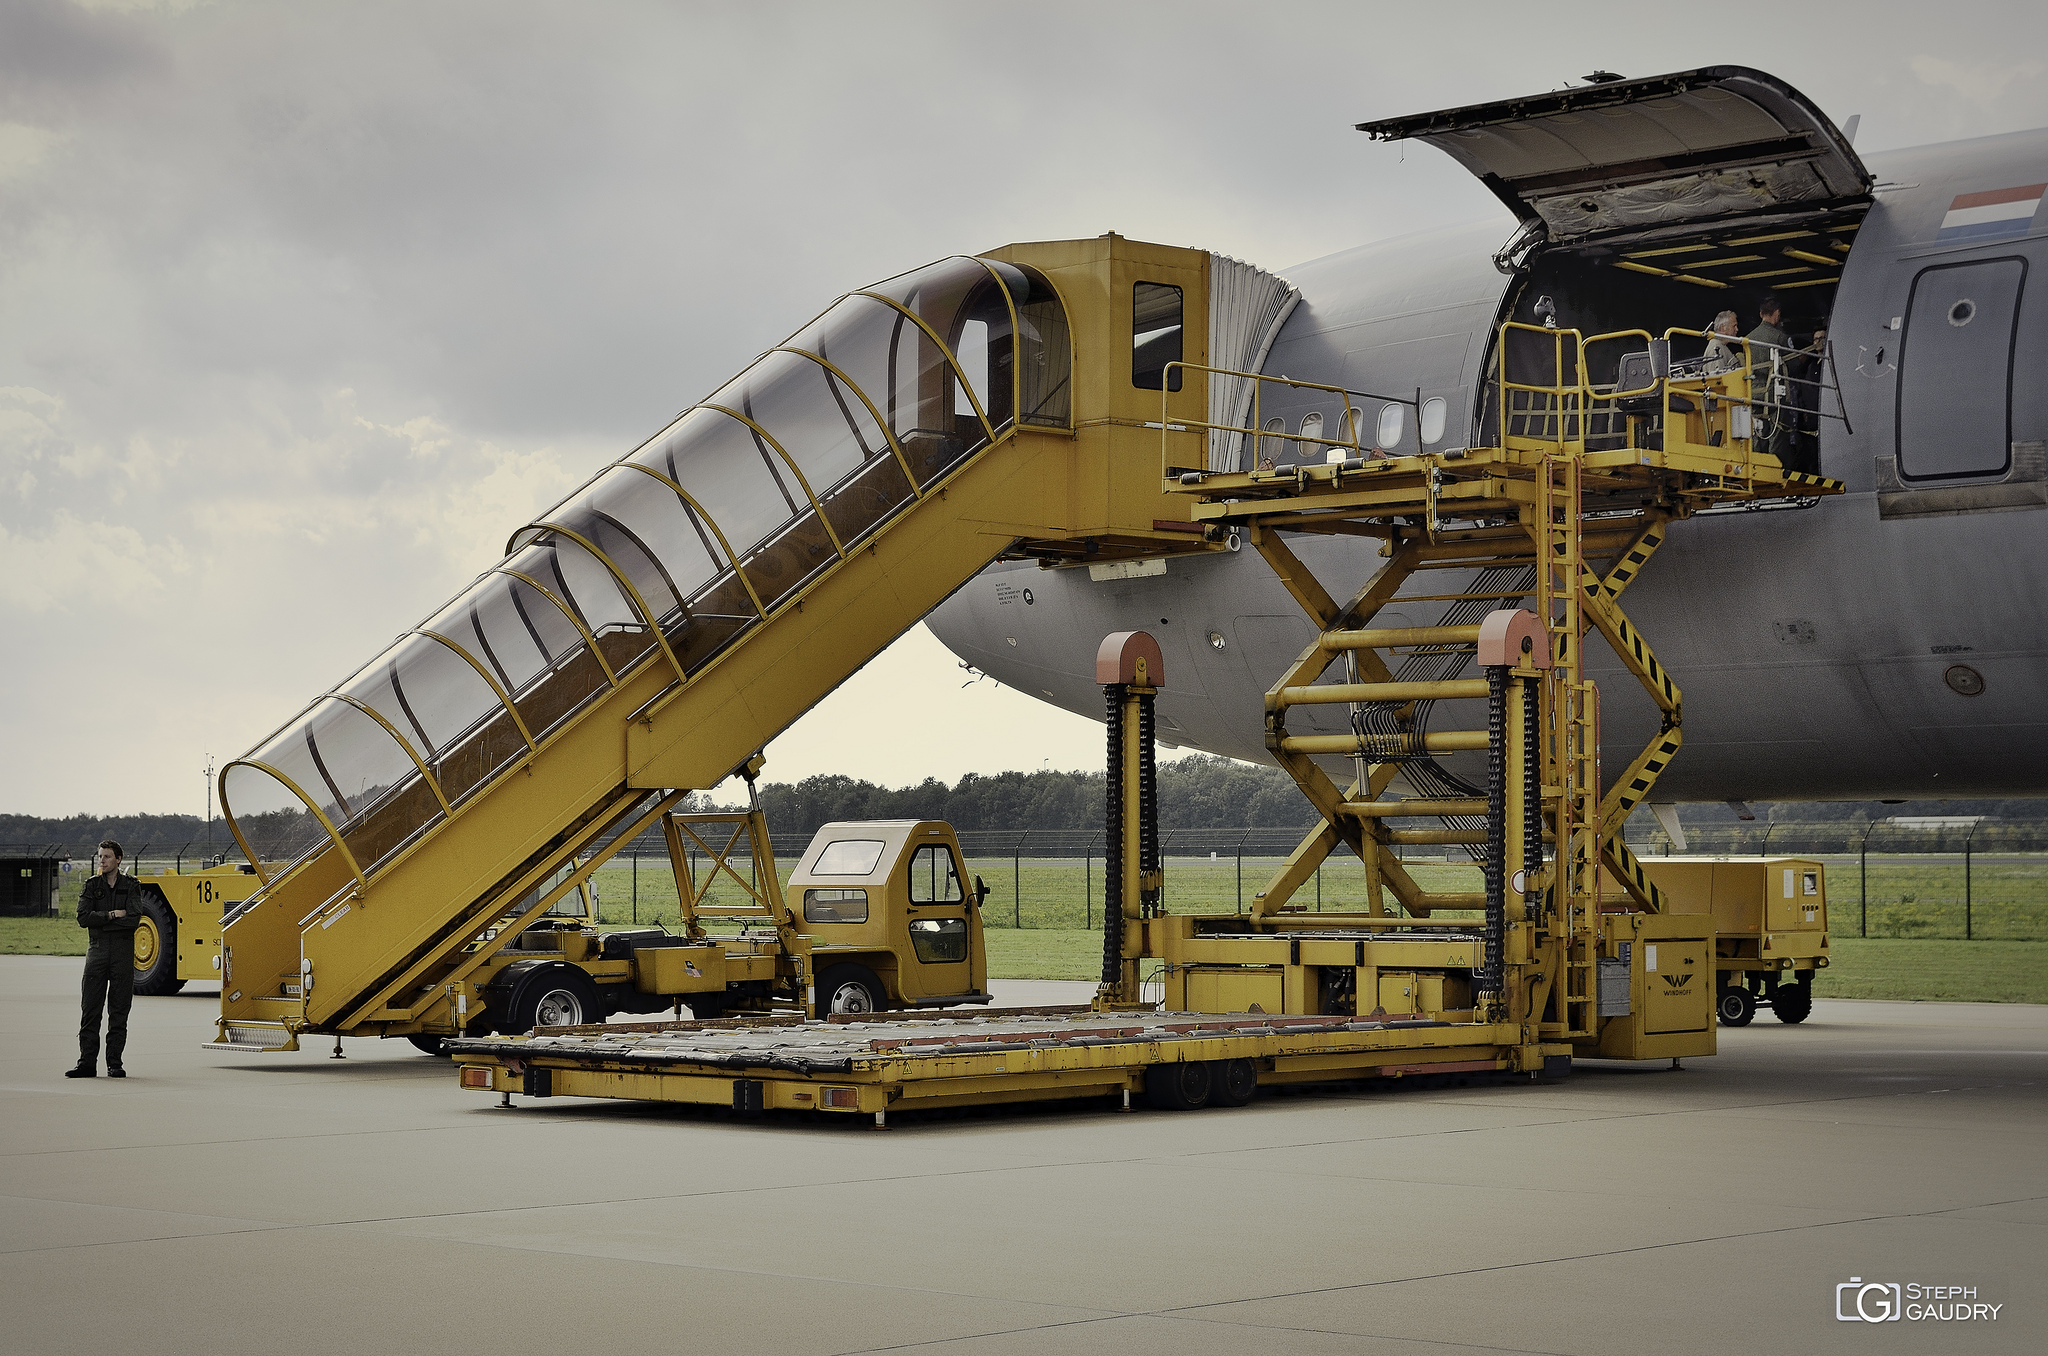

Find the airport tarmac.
xmin=3 ymin=954 xmax=2042 ymax=1355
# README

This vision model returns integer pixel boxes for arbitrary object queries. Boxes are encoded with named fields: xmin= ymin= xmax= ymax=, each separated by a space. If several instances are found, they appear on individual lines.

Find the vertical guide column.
xmin=1095 ymin=632 xmax=1164 ymax=1007
xmin=1477 ymin=610 xmax=1553 ymax=1027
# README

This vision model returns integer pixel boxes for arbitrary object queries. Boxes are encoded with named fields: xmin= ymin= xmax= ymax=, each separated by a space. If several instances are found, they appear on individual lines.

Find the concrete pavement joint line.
xmin=833 ymin=1192 xmax=2048 ymax=1356
xmin=0 ymin=1107 xmax=619 ymax=1159
xmin=1129 ymin=1192 xmax=2048 ymax=1318
xmin=839 ymin=1307 xmax=1575 ymax=1356
xmin=0 ymin=1223 xmax=307 ymax=1258
xmin=320 ymin=1226 xmax=1138 ymax=1319
xmin=1175 ymin=1076 xmax=2046 ymax=1164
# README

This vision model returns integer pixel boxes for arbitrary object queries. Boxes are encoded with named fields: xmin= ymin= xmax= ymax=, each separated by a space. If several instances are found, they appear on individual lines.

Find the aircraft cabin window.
xmin=1132 ymin=282 xmax=1184 ymax=391
xmin=1342 ymin=407 xmax=1366 ymax=449
xmin=1377 ymin=403 xmax=1406 ymax=449
xmin=1896 ymin=257 xmax=2025 ymax=481
xmin=1298 ymin=411 xmax=1325 ymax=460
xmin=1260 ymin=417 xmax=1285 ymax=468
xmin=1420 ymin=397 xmax=1448 ymax=445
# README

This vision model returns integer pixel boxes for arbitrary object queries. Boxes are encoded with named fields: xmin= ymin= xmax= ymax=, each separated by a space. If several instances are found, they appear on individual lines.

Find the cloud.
xmin=0 ymin=508 xmax=174 ymax=614
xmin=1910 ymin=55 xmax=2048 ymax=107
xmin=3 ymin=0 xmax=2044 ymax=813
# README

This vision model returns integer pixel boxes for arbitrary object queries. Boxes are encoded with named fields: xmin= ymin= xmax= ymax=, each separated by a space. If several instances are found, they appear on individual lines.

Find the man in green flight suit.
xmin=1746 ymin=295 xmax=1796 ymax=470
xmin=70 ymin=839 xmax=142 ymax=1078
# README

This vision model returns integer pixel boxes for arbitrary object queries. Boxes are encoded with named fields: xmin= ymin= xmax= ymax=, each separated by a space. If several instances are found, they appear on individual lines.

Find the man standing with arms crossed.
xmin=69 ymin=839 xmax=141 ymax=1077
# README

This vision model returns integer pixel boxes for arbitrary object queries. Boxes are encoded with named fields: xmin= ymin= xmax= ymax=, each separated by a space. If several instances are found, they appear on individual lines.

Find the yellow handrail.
xmin=1158 ymin=361 xmax=1383 ymax=476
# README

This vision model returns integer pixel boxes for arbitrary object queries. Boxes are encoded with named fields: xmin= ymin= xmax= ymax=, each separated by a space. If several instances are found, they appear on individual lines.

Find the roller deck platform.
xmin=447 ymin=1004 xmax=1531 ymax=1125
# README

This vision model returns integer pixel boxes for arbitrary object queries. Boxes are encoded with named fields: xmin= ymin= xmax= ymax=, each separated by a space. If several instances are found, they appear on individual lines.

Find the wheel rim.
xmin=132 ymin=916 xmax=160 ymax=971
xmin=1719 ymin=993 xmax=1743 ymax=1022
xmin=828 ymin=982 xmax=874 ymax=1015
xmin=533 ymin=989 xmax=583 ymax=1026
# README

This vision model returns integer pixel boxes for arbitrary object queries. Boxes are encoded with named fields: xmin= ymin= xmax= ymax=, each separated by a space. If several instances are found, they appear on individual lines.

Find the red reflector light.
xmin=820 ymin=1086 xmax=858 ymax=1109
xmin=459 ymin=1066 xmax=493 ymax=1090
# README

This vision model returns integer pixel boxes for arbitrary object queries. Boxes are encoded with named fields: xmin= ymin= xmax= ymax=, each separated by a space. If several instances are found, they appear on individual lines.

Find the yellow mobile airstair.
xmin=214 ymin=236 xmax=1839 ymax=1060
xmin=214 ymin=238 xmax=1224 ymax=1050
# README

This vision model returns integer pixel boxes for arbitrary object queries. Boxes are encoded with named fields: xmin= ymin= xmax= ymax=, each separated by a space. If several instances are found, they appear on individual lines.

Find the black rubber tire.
xmin=407 ymin=1035 xmax=448 ymax=1056
xmin=1717 ymin=987 xmax=1756 ymax=1027
xmin=498 ymin=965 xmax=603 ymax=1035
xmin=817 ymin=963 xmax=886 ymax=1018
xmin=1144 ymin=1060 xmax=1213 ymax=1111
xmin=131 ymin=890 xmax=185 ymax=996
xmin=1772 ymin=980 xmax=1813 ymax=1025
xmin=686 ymin=994 xmax=728 ymax=1020
xmin=1212 ymin=1058 xmax=1258 ymax=1107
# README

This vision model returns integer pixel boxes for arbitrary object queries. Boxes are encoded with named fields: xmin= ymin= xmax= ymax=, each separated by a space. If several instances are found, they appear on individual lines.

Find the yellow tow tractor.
xmin=481 ymin=805 xmax=991 ymax=1034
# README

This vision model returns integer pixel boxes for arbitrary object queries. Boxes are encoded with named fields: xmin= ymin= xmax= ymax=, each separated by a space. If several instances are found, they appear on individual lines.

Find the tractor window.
xmin=803 ymin=888 xmax=868 ymax=923
xmin=909 ymin=917 xmax=968 ymax=963
xmin=908 ymin=844 xmax=963 ymax=903
xmin=814 ymin=839 xmax=885 ymax=876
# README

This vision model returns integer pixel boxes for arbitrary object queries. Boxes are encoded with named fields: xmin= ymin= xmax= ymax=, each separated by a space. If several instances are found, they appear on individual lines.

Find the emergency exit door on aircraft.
xmin=1896 ymin=257 xmax=2028 ymax=481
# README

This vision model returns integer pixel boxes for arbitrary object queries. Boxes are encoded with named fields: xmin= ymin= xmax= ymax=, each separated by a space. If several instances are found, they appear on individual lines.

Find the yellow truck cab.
xmin=131 ymin=862 xmax=268 ymax=996
xmin=790 ymin=820 xmax=991 ymax=1014
xmin=1602 ymin=856 xmax=1829 ymax=1027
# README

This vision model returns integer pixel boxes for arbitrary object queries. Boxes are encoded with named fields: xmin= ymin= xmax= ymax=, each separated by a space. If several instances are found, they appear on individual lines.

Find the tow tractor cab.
xmin=790 ymin=821 xmax=989 ymax=1015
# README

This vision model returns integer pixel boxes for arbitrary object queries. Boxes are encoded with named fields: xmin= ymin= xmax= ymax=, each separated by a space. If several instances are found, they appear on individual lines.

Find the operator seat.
xmin=1613 ymin=351 xmax=1660 ymax=415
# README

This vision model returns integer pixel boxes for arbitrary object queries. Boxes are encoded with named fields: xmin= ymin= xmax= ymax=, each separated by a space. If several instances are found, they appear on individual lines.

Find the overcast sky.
xmin=4 ymin=0 xmax=2043 ymax=818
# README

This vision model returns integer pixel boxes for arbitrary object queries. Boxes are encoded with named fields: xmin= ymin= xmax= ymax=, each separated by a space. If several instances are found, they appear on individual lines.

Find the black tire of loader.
xmin=132 ymin=890 xmax=186 ymax=996
xmin=1144 ymin=1060 xmax=1213 ymax=1111
xmin=1717 ymin=986 xmax=1756 ymax=1027
xmin=1212 ymin=1058 xmax=1258 ymax=1107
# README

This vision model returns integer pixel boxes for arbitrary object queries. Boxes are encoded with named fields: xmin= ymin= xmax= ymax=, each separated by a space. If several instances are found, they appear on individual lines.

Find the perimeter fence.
xmin=11 ymin=820 xmax=2044 ymax=941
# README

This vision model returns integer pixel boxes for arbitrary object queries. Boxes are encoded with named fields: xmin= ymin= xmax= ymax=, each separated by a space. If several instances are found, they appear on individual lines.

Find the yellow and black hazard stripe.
xmin=1603 ymin=836 xmax=1667 ymax=914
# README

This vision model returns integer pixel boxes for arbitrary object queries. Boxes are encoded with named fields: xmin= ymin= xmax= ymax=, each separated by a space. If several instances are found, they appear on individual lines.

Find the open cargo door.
xmin=1358 ymin=67 xmax=1871 ymax=245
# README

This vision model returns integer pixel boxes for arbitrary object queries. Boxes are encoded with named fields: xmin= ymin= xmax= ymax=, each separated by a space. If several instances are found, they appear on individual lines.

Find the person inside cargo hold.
xmin=1702 ymin=310 xmax=1742 ymax=374
xmin=1744 ymin=295 xmax=1828 ymax=476
xmin=69 ymin=840 xmax=141 ymax=1078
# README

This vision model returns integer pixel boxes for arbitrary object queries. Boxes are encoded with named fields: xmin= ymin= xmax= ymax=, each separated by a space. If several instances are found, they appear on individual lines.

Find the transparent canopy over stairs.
xmin=215 ymin=238 xmax=1257 ymax=1045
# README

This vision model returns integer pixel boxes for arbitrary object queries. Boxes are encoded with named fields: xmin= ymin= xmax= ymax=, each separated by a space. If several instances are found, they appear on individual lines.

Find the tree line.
xmin=6 ymin=774 xmax=2042 ymax=858
xmin=751 ymin=755 xmax=1321 ymax=837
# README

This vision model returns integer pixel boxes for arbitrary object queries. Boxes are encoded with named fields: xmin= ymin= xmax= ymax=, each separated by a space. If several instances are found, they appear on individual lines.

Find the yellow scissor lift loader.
xmin=1150 ymin=322 xmax=1842 ymax=1072
xmin=435 ymin=299 xmax=1840 ymax=1123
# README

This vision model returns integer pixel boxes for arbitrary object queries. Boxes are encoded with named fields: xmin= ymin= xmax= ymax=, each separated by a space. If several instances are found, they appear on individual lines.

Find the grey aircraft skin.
xmin=928 ymin=69 xmax=2048 ymax=804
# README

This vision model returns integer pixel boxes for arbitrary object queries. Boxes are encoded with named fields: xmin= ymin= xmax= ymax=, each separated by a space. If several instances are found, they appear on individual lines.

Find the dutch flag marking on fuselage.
xmin=1935 ymin=183 xmax=2046 ymax=244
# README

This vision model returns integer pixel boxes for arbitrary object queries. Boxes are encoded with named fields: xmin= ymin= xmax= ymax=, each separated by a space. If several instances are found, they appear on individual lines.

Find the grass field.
xmin=14 ymin=852 xmax=2041 ymax=1003
xmin=9 ymin=922 xmax=2045 ymax=1006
